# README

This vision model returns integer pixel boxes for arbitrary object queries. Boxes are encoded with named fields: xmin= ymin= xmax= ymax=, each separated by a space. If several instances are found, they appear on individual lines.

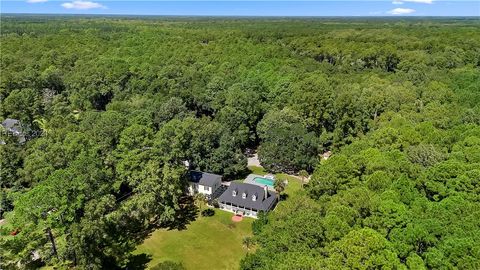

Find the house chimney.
xmin=264 ymin=185 xmax=268 ymax=199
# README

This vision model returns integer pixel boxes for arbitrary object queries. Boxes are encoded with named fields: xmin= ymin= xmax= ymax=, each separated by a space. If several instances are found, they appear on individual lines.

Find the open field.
xmin=134 ymin=209 xmax=253 ymax=270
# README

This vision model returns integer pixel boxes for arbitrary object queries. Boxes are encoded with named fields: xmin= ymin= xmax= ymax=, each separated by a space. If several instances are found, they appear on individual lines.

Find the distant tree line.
xmin=0 ymin=16 xmax=479 ymax=269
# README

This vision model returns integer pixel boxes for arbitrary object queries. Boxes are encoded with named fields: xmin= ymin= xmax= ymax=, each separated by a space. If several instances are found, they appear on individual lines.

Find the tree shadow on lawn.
xmin=162 ymin=195 xmax=199 ymax=231
xmin=131 ymin=196 xmax=198 ymax=246
xmin=150 ymin=261 xmax=185 ymax=270
xmin=279 ymin=193 xmax=289 ymax=201
xmin=125 ymin=253 xmax=152 ymax=270
xmin=122 ymin=197 xmax=198 ymax=269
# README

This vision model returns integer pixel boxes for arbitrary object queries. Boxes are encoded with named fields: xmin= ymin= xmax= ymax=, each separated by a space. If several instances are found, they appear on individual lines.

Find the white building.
xmin=218 ymin=182 xmax=277 ymax=218
xmin=187 ymin=171 xmax=222 ymax=198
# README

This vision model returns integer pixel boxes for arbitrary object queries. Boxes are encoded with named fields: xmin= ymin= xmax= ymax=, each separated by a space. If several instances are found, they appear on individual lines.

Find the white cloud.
xmin=404 ymin=0 xmax=433 ymax=3
xmin=61 ymin=1 xmax=106 ymax=10
xmin=388 ymin=8 xmax=416 ymax=15
xmin=26 ymin=0 xmax=48 ymax=3
xmin=392 ymin=0 xmax=433 ymax=4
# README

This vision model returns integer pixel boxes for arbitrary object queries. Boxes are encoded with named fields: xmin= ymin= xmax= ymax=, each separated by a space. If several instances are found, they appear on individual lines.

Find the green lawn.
xmin=134 ymin=166 xmax=304 ymax=270
xmin=247 ymin=166 xmax=305 ymax=201
xmin=134 ymin=209 xmax=253 ymax=270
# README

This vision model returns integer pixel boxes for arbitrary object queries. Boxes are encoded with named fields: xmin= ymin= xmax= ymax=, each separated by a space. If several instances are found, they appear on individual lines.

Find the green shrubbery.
xmin=201 ymin=209 xmax=215 ymax=217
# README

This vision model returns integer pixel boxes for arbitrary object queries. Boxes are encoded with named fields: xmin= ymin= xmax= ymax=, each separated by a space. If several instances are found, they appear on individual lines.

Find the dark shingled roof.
xmin=189 ymin=171 xmax=222 ymax=187
xmin=1 ymin=119 xmax=22 ymax=134
xmin=1 ymin=118 xmax=26 ymax=144
xmin=218 ymin=182 xmax=277 ymax=212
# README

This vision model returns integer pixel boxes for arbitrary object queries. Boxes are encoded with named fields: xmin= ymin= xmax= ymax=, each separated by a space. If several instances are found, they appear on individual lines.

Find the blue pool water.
xmin=253 ymin=177 xmax=275 ymax=187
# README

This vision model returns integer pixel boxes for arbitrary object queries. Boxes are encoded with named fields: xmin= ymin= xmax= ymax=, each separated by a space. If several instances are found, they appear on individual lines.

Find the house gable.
xmin=218 ymin=182 xmax=277 ymax=212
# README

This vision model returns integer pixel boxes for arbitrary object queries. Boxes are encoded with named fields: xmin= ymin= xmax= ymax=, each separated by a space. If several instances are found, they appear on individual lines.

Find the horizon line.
xmin=2 ymin=13 xmax=479 ymax=17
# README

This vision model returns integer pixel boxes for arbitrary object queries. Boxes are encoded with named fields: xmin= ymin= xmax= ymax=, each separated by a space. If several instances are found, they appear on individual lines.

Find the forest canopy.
xmin=1 ymin=16 xmax=479 ymax=269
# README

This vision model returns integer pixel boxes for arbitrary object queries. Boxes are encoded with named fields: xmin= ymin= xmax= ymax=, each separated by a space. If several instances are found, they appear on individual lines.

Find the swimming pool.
xmin=253 ymin=177 xmax=275 ymax=187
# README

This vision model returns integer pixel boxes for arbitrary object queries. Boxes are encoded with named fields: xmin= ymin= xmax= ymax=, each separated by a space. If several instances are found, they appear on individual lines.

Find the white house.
xmin=218 ymin=182 xmax=277 ymax=218
xmin=188 ymin=171 xmax=222 ymax=198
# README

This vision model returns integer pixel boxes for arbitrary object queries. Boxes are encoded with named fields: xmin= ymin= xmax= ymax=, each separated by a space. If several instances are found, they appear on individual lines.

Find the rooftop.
xmin=189 ymin=171 xmax=222 ymax=187
xmin=218 ymin=182 xmax=276 ymax=212
xmin=1 ymin=118 xmax=26 ymax=143
xmin=1 ymin=118 xmax=22 ymax=134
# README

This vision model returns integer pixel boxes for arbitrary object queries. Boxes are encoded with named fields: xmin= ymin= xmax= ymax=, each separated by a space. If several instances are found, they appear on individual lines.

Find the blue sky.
xmin=1 ymin=1 xmax=479 ymax=16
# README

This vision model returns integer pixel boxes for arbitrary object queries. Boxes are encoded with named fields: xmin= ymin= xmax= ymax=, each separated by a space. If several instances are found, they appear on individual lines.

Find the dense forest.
xmin=1 ymin=16 xmax=479 ymax=269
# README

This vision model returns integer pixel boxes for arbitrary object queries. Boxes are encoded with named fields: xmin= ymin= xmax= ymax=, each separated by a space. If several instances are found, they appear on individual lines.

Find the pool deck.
xmin=244 ymin=174 xmax=276 ymax=191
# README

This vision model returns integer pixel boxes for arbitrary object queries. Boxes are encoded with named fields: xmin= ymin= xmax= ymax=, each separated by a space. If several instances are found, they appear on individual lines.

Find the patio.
xmin=243 ymin=174 xmax=276 ymax=191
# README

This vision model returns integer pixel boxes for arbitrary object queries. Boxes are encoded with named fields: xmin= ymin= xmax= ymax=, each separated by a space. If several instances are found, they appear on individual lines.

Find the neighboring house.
xmin=1 ymin=118 xmax=26 ymax=144
xmin=188 ymin=171 xmax=222 ymax=198
xmin=321 ymin=150 xmax=332 ymax=160
xmin=218 ymin=182 xmax=277 ymax=218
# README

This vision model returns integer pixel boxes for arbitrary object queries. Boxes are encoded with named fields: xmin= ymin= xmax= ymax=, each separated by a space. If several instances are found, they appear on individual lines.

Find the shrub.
xmin=201 ymin=208 xmax=215 ymax=217
xmin=151 ymin=261 xmax=185 ymax=270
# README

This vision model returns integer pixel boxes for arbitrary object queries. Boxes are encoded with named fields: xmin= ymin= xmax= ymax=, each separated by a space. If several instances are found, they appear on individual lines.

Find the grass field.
xmin=134 ymin=166 xmax=304 ymax=270
xmin=134 ymin=209 xmax=253 ymax=270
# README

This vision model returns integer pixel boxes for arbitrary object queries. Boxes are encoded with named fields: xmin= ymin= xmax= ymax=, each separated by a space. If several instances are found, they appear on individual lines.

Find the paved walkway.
xmin=247 ymin=153 xmax=262 ymax=167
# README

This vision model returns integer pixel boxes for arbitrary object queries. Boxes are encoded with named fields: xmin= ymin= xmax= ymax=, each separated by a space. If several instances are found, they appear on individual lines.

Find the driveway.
xmin=247 ymin=153 xmax=262 ymax=167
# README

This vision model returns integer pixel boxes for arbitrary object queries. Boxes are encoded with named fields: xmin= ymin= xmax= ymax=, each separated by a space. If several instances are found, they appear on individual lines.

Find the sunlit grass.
xmin=134 ymin=166 xmax=303 ymax=269
xmin=134 ymin=210 xmax=253 ymax=270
